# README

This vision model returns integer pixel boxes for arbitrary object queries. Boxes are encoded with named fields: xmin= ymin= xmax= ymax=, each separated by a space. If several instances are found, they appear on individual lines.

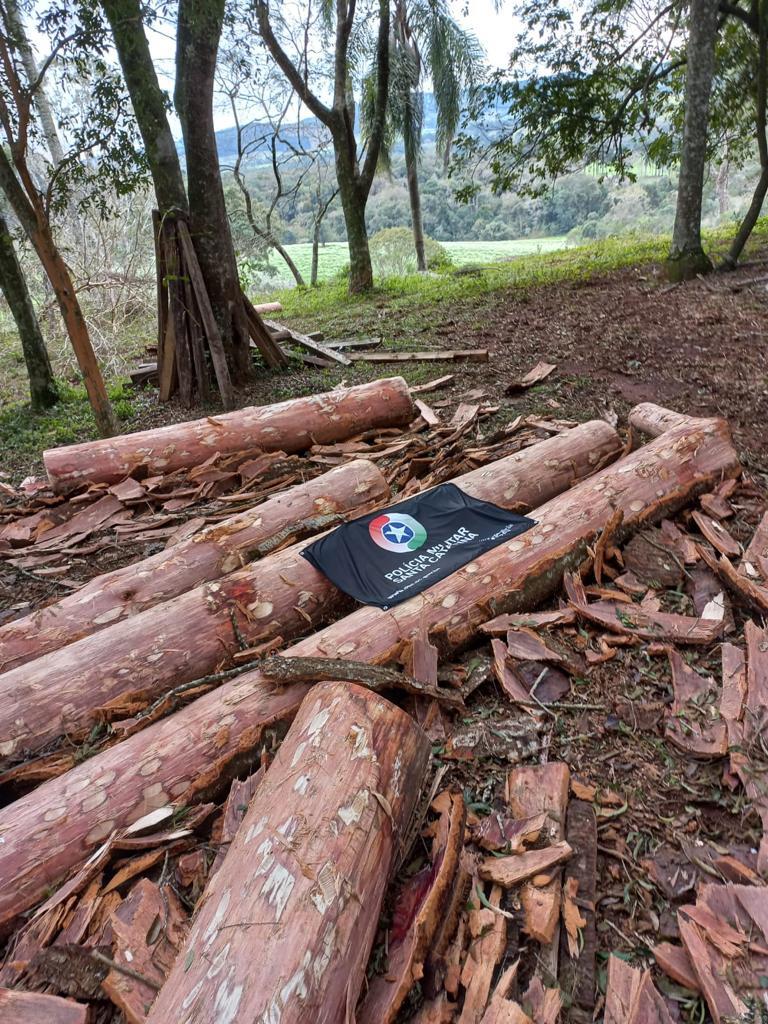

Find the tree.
xmin=255 ymin=0 xmax=391 ymax=293
xmin=666 ymin=0 xmax=720 ymax=279
xmin=101 ymin=0 xmax=253 ymax=399
xmin=0 ymin=210 xmax=58 ymax=409
xmin=0 ymin=1 xmax=118 ymax=435
xmin=377 ymin=0 xmax=482 ymax=270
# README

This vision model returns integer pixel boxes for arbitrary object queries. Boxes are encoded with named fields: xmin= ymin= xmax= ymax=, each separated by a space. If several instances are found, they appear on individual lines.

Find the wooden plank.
xmin=409 ymin=374 xmax=455 ymax=394
xmin=151 ymin=209 xmax=168 ymax=373
xmin=263 ymin=317 xmax=352 ymax=366
xmin=175 ymin=219 xmax=235 ymax=409
xmin=242 ymin=294 xmax=289 ymax=368
xmin=180 ymin=249 xmax=210 ymax=402
xmin=347 ymin=349 xmax=488 ymax=364
xmin=158 ymin=306 xmax=177 ymax=402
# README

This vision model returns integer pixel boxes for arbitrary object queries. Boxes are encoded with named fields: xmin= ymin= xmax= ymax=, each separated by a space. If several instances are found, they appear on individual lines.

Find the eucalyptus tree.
xmin=374 ymin=0 xmax=483 ymax=270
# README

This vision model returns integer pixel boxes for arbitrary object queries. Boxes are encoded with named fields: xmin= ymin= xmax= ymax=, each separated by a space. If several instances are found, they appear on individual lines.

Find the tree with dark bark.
xmin=101 ymin=0 xmax=251 ymax=396
xmin=0 ymin=210 xmax=58 ymax=409
xmin=255 ymin=0 xmax=391 ymax=293
xmin=666 ymin=0 xmax=720 ymax=279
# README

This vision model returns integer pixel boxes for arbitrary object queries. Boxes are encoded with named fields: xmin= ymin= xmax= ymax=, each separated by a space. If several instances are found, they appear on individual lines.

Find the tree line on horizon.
xmin=0 ymin=0 xmax=764 ymax=429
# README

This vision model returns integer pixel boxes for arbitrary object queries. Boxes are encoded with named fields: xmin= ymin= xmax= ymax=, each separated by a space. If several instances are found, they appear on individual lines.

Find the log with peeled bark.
xmin=145 ymin=682 xmax=430 ymax=1024
xmin=0 ymin=460 xmax=389 ymax=673
xmin=43 ymin=376 xmax=415 ymax=491
xmin=0 ymin=988 xmax=88 ymax=1024
xmin=0 ymin=406 xmax=739 ymax=930
xmin=0 ymin=419 xmax=621 ymax=768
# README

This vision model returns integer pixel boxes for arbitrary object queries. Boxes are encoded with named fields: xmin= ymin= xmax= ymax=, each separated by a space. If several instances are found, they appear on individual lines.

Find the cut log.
xmin=0 ymin=407 xmax=738 ymax=929
xmin=43 ymin=377 xmax=415 ymax=491
xmin=145 ymin=683 xmax=430 ymax=1024
xmin=506 ymin=764 xmax=570 ymax=947
xmin=0 ymin=460 xmax=389 ymax=672
xmin=0 ymin=988 xmax=88 ymax=1024
xmin=0 ymin=421 xmax=621 ymax=766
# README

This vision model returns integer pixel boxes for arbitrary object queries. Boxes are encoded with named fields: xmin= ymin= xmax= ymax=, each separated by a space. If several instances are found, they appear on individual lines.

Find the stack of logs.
xmin=0 ymin=392 xmax=744 ymax=1021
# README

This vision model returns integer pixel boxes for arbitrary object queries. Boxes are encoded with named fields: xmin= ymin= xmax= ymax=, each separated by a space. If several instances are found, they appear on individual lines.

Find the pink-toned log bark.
xmin=0 ymin=408 xmax=737 ymax=930
xmin=0 ymin=460 xmax=389 ymax=672
xmin=43 ymin=377 xmax=415 ymax=491
xmin=0 ymin=420 xmax=621 ymax=766
xmin=146 ymin=683 xmax=430 ymax=1024
xmin=0 ymin=987 xmax=88 ymax=1024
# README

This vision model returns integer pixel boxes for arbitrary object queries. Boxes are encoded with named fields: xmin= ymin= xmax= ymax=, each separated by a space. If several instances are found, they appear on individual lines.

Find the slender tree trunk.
xmin=666 ymin=0 xmax=720 ymax=280
xmin=715 ymin=148 xmax=730 ymax=218
xmin=723 ymin=0 xmax=768 ymax=269
xmin=311 ymin=219 xmax=321 ymax=286
xmin=334 ymin=140 xmax=373 ymax=293
xmin=0 ymin=153 xmax=115 ymax=435
xmin=4 ymin=0 xmax=64 ymax=167
xmin=175 ymin=0 xmax=250 ymax=381
xmin=405 ymin=124 xmax=427 ymax=272
xmin=0 ymin=212 xmax=58 ymax=409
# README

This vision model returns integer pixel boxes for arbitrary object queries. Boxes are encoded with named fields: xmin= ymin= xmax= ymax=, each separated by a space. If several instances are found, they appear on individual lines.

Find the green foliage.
xmin=369 ymin=226 xmax=453 ymax=275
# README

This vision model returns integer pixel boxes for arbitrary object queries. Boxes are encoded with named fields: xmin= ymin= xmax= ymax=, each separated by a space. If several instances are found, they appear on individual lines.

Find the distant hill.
xmin=177 ymin=93 xmax=442 ymax=163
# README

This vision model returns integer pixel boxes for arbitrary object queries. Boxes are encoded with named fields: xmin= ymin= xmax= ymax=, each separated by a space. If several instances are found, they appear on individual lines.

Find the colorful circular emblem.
xmin=369 ymin=512 xmax=427 ymax=553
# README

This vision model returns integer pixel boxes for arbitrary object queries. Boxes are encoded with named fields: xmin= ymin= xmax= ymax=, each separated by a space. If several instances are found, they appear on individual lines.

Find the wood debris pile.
xmin=0 ymin=386 xmax=766 ymax=1024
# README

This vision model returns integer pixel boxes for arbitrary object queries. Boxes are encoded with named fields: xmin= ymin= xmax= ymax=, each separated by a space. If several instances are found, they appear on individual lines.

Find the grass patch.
xmin=0 ymin=383 xmax=138 ymax=479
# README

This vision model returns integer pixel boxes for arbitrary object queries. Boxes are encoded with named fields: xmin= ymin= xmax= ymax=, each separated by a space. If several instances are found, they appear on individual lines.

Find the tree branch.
xmin=254 ymin=1 xmax=332 ymax=124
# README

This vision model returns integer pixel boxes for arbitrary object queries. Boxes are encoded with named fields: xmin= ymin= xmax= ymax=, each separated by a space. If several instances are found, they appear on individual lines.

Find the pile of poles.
xmin=0 ymin=375 xmax=748 ymax=1022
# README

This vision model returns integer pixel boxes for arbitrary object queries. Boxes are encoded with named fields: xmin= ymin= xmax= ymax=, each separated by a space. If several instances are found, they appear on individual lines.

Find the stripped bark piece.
xmin=458 ymin=885 xmax=507 ymax=1024
xmin=101 ymin=878 xmax=188 ymax=1024
xmin=506 ymin=764 xmax=570 ymax=947
xmin=478 ymin=842 xmax=572 ymax=888
xmin=505 ymin=362 xmax=557 ymax=394
xmin=565 ymin=574 xmax=722 ymax=645
xmin=677 ymin=915 xmax=747 ymax=1024
xmin=614 ymin=571 xmax=647 ymax=596
xmin=481 ymin=609 xmax=576 ymax=634
xmin=698 ymin=545 xmax=768 ymax=615
xmin=561 ymin=877 xmax=586 ymax=957
xmin=44 ymin=377 xmax=415 ymax=490
xmin=505 ymin=629 xmax=566 ymax=665
xmin=721 ymin=643 xmax=746 ymax=722
xmin=0 ymin=409 xmax=736 ymax=929
xmin=700 ymin=491 xmax=733 ymax=520
xmin=473 ymin=811 xmax=548 ymax=853
xmin=147 ymin=683 xmax=430 ymax=1024
xmin=593 ymin=507 xmax=624 ymax=584
xmin=359 ymin=792 xmax=466 ymax=1023
xmin=659 ymin=519 xmax=699 ymax=564
xmin=413 ymin=993 xmax=457 ymax=1023
xmin=492 ymin=639 xmax=530 ymax=705
xmin=746 ymin=619 xmax=768 ymax=715
xmin=741 ymin=511 xmax=768 ymax=580
xmin=664 ymin=649 xmax=728 ymax=758
xmin=604 ymin=956 xmax=674 ymax=1024
xmin=0 ymin=987 xmax=88 ymax=1024
xmin=0 ymin=460 xmax=389 ymax=672
xmin=653 ymin=942 xmax=701 ymax=992
xmin=622 ymin=529 xmax=684 ymax=589
xmin=691 ymin=510 xmax=741 ymax=558
xmin=211 ymin=768 xmax=265 ymax=873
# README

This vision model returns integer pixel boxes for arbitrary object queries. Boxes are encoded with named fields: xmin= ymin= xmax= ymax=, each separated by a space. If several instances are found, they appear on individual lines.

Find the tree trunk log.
xmin=0 ymin=408 xmax=735 ymax=930
xmin=146 ymin=682 xmax=430 ymax=1024
xmin=0 ymin=460 xmax=389 ymax=672
xmin=42 ymin=377 xmax=415 ymax=491
xmin=0 ymin=421 xmax=620 ymax=765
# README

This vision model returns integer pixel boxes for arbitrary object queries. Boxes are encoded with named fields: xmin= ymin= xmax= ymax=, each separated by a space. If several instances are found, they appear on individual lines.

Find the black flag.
xmin=301 ymin=482 xmax=535 ymax=609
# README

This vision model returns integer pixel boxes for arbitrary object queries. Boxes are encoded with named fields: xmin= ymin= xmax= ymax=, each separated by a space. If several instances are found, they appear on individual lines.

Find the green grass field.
xmin=266 ymin=236 xmax=572 ymax=285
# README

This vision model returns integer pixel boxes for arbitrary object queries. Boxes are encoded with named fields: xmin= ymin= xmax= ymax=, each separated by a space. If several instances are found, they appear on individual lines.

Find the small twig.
xmin=91 ymin=950 xmax=162 ymax=990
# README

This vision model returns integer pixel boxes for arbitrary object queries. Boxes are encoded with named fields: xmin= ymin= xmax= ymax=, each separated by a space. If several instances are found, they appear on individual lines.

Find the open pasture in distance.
xmin=265 ymin=236 xmax=572 ymax=285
